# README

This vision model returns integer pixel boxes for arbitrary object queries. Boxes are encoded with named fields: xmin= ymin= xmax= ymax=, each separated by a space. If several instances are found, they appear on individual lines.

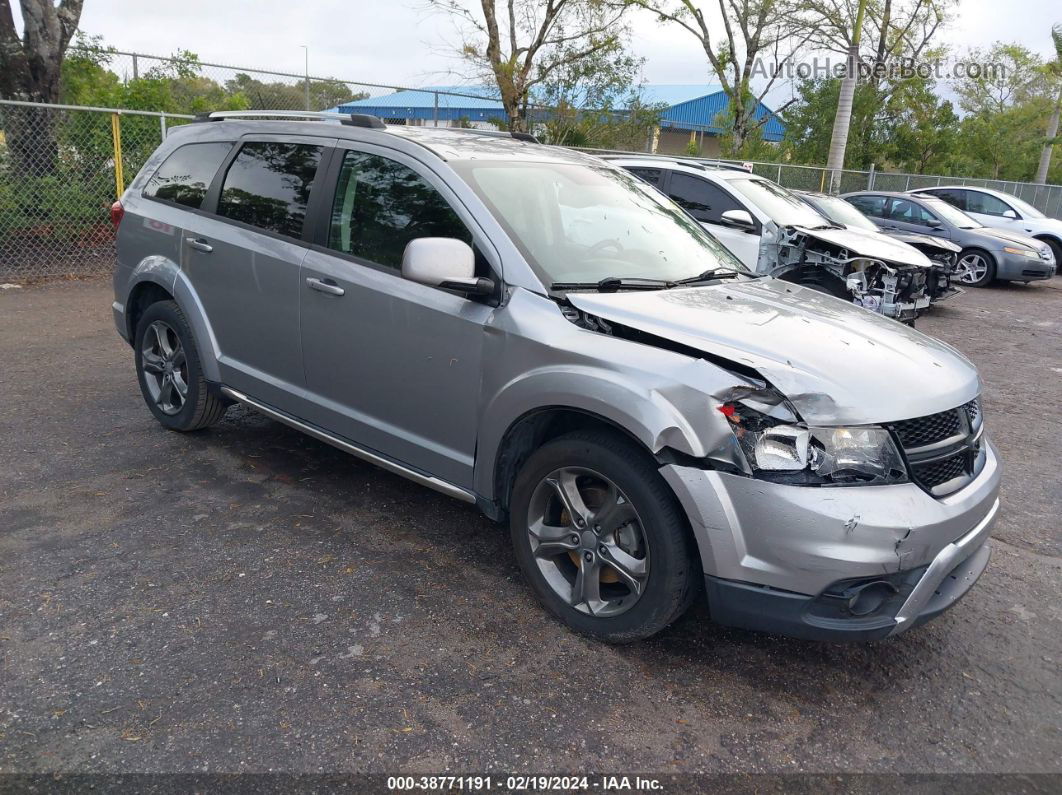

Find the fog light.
xmin=845 ymin=581 xmax=898 ymax=617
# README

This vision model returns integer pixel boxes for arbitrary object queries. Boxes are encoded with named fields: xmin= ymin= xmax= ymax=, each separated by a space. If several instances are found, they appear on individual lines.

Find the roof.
xmin=328 ymin=83 xmax=786 ymax=140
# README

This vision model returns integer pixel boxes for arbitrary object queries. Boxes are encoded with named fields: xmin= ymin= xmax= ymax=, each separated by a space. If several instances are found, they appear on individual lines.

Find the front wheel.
xmin=955 ymin=249 xmax=996 ymax=287
xmin=509 ymin=430 xmax=700 ymax=643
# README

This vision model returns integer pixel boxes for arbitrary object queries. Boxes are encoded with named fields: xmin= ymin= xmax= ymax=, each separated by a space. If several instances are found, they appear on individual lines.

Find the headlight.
xmin=1002 ymin=246 xmax=1039 ymax=259
xmin=721 ymin=400 xmax=907 ymax=486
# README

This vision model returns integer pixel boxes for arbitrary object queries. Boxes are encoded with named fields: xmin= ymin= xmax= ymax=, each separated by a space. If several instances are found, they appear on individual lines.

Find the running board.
xmin=220 ymin=387 xmax=477 ymax=504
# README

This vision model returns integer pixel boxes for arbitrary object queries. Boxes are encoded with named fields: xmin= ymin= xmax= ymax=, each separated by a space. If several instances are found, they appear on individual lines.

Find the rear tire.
xmin=955 ymin=248 xmax=996 ymax=287
xmin=509 ymin=429 xmax=700 ymax=643
xmin=134 ymin=300 xmax=228 ymax=432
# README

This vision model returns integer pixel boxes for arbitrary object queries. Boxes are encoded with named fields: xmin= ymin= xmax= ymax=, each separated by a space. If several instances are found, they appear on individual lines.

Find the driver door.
xmin=298 ymin=144 xmax=498 ymax=490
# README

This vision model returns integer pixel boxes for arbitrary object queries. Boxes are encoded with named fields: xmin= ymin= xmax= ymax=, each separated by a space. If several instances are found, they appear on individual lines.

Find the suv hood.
xmin=567 ymin=278 xmax=979 ymax=425
xmin=793 ymin=225 xmax=932 ymax=268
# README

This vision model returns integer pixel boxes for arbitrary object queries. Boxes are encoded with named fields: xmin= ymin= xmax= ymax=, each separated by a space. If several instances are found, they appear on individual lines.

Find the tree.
xmin=429 ymin=0 xmax=630 ymax=132
xmin=885 ymin=77 xmax=958 ymax=173
xmin=953 ymin=43 xmax=1052 ymax=179
xmin=823 ymin=0 xmax=867 ymax=192
xmin=0 ymin=0 xmax=86 ymax=176
xmin=1034 ymin=24 xmax=1062 ymax=185
xmin=624 ymin=0 xmax=815 ymax=150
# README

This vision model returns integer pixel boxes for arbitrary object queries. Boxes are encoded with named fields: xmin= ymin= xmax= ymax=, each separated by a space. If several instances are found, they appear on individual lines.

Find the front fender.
xmin=474 ymin=365 xmax=708 ymax=499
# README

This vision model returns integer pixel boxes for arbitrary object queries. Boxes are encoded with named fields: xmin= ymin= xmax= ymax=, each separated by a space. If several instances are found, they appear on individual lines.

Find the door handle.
xmin=306 ymin=277 xmax=345 ymax=296
xmin=186 ymin=238 xmax=213 ymax=253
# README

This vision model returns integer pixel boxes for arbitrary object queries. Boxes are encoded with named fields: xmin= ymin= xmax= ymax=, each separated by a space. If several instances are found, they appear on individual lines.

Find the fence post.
xmin=433 ymin=92 xmax=439 ymax=128
xmin=110 ymin=112 xmax=125 ymax=198
xmin=868 ymin=163 xmax=876 ymax=190
xmin=776 ymin=163 xmax=782 ymax=182
xmin=132 ymin=54 xmax=139 ymax=81
xmin=160 ymin=115 xmax=167 ymax=140
xmin=905 ymin=174 xmax=911 ymax=191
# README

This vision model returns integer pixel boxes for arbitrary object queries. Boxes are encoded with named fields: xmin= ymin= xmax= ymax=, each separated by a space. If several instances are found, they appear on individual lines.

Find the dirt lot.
xmin=1 ymin=277 xmax=1060 ymax=777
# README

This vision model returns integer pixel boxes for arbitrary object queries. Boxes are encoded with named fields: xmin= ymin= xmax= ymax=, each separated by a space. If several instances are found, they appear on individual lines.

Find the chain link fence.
xmin=0 ymin=100 xmax=193 ymax=281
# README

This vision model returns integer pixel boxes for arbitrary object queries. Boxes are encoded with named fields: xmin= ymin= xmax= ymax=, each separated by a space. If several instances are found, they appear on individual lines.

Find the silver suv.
xmin=112 ymin=111 xmax=1001 ymax=643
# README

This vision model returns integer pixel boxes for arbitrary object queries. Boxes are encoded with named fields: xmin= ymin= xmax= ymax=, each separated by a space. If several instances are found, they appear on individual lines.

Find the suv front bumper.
xmin=661 ymin=440 xmax=1001 ymax=641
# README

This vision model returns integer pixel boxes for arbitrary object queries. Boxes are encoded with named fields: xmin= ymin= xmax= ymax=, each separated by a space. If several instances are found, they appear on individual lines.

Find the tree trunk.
xmin=0 ymin=0 xmax=86 ymax=178
xmin=1034 ymin=86 xmax=1062 ymax=185
xmin=825 ymin=42 xmax=860 ymax=193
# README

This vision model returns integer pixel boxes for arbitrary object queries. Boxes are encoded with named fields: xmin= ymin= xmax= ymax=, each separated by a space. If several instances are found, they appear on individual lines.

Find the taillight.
xmin=110 ymin=199 xmax=125 ymax=228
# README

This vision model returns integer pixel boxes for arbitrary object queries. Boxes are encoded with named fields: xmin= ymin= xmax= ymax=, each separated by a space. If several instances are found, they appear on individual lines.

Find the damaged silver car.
xmin=612 ymin=157 xmax=935 ymax=323
xmin=112 ymin=113 xmax=1001 ymax=643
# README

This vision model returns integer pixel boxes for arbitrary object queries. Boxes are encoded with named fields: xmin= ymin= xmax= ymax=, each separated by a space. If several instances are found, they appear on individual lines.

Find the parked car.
xmin=842 ymin=191 xmax=1055 ymax=287
xmin=611 ymin=157 xmax=934 ymax=322
xmin=794 ymin=189 xmax=961 ymax=304
xmin=111 ymin=112 xmax=1000 ymax=643
xmin=911 ymin=185 xmax=1062 ymax=271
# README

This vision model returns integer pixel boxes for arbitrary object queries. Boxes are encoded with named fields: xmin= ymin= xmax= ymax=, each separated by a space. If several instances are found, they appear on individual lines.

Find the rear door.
xmin=181 ymin=135 xmax=334 ymax=410
xmin=662 ymin=171 xmax=761 ymax=267
xmin=298 ymin=143 xmax=497 ymax=489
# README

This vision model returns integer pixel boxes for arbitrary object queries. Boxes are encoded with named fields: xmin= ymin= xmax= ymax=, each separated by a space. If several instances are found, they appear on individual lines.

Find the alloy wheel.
xmin=526 ymin=467 xmax=649 ymax=617
xmin=956 ymin=253 xmax=989 ymax=284
xmin=140 ymin=320 xmax=189 ymax=415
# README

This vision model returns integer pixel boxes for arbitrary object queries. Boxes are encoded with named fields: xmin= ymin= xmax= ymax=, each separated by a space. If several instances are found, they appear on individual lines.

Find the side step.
xmin=220 ymin=387 xmax=477 ymax=504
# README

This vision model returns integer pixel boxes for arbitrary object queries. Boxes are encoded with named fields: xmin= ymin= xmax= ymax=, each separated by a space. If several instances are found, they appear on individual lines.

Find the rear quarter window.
xmin=143 ymin=142 xmax=234 ymax=209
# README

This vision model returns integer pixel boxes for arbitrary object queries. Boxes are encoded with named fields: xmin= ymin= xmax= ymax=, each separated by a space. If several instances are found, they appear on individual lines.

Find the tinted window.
xmin=924 ymin=188 xmax=967 ymax=210
xmin=628 ymin=167 xmax=663 ymax=186
xmin=667 ymin=173 xmax=744 ymax=223
xmin=217 ymin=142 xmax=324 ymax=238
xmin=965 ymin=190 xmax=1013 ymax=217
xmin=143 ymin=142 xmax=232 ymax=208
xmin=847 ymin=195 xmax=888 ymax=218
xmin=888 ymin=198 xmax=939 ymax=226
xmin=328 ymin=151 xmax=471 ymax=269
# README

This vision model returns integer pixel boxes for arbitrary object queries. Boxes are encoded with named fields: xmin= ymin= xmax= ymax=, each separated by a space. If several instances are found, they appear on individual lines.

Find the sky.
xmin=10 ymin=0 xmax=1061 ymax=108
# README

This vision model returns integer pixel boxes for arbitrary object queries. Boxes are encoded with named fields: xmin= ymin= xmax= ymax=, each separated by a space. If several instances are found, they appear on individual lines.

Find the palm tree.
xmin=824 ymin=0 xmax=869 ymax=194
xmin=1034 ymin=23 xmax=1062 ymax=185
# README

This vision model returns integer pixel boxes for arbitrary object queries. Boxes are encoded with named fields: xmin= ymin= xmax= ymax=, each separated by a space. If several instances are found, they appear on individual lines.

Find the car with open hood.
xmin=843 ymin=191 xmax=1055 ymax=287
xmin=610 ymin=157 xmax=934 ymax=322
xmin=911 ymin=185 xmax=1062 ymax=271
xmin=111 ymin=112 xmax=1000 ymax=643
xmin=795 ymin=189 xmax=961 ymax=305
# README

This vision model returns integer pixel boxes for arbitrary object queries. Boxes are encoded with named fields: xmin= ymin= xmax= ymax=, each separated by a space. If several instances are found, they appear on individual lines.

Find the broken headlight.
xmin=720 ymin=400 xmax=907 ymax=486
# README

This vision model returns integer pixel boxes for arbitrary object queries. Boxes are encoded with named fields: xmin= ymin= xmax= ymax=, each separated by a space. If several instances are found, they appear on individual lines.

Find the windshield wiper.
xmin=550 ymin=276 xmax=675 ymax=293
xmin=672 ymin=267 xmax=747 ymax=285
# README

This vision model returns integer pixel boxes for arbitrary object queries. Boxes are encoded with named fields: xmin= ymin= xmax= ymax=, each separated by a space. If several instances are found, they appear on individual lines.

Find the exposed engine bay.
xmin=760 ymin=225 xmax=934 ymax=323
xmin=885 ymin=232 xmax=963 ymax=303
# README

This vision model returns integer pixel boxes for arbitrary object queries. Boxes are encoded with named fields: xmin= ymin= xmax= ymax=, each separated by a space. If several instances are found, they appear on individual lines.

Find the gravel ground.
xmin=0 ymin=277 xmax=1060 ymax=777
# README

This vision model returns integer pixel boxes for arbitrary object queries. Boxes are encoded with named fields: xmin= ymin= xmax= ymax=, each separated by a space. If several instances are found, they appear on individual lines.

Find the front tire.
xmin=134 ymin=300 xmax=228 ymax=432
xmin=1041 ymin=238 xmax=1062 ymax=275
xmin=509 ymin=430 xmax=700 ymax=643
xmin=955 ymin=249 xmax=996 ymax=287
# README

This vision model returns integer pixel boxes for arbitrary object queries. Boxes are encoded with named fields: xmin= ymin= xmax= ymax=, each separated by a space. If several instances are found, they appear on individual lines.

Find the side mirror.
xmin=1002 ymin=209 xmax=1018 ymax=220
xmin=927 ymin=219 xmax=943 ymax=228
xmin=402 ymin=238 xmax=494 ymax=295
xmin=720 ymin=209 xmax=755 ymax=231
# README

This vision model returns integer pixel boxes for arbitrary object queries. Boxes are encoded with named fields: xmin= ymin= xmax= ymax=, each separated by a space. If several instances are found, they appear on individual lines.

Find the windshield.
xmin=726 ymin=177 xmax=832 ymax=228
xmin=923 ymin=197 xmax=982 ymax=228
xmin=804 ymin=193 xmax=878 ymax=231
xmin=997 ymin=192 xmax=1045 ymax=219
xmin=450 ymin=160 xmax=747 ymax=285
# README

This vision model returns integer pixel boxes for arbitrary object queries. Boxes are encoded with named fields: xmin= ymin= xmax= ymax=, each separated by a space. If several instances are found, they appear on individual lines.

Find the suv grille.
xmin=890 ymin=398 xmax=984 ymax=497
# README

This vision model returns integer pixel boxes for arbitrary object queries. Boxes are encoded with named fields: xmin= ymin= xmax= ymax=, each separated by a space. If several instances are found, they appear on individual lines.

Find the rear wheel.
xmin=134 ymin=300 xmax=228 ymax=431
xmin=509 ymin=430 xmax=700 ymax=643
xmin=955 ymin=249 xmax=996 ymax=287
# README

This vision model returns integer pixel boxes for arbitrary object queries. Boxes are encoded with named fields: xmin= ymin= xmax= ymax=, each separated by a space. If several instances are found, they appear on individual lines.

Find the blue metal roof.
xmin=328 ymin=83 xmax=784 ymax=140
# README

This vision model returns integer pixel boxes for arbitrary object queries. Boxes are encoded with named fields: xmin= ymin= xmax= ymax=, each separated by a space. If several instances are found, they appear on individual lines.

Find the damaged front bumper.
xmin=661 ymin=440 xmax=1001 ymax=641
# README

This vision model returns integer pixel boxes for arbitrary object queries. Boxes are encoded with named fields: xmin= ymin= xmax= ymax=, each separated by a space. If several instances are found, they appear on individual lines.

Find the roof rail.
xmin=442 ymin=128 xmax=540 ymax=144
xmin=193 ymin=110 xmax=386 ymax=129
